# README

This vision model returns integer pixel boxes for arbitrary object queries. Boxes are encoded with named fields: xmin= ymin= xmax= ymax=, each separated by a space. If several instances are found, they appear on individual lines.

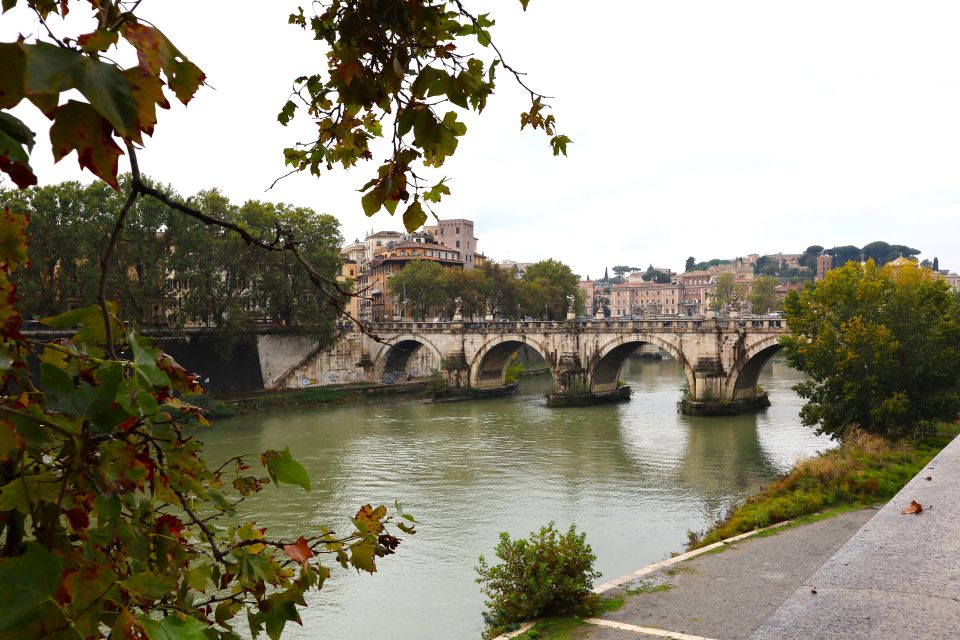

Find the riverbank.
xmin=186 ymin=380 xmax=429 ymax=417
xmin=503 ymin=506 xmax=877 ymax=640
xmin=495 ymin=421 xmax=960 ymax=640
xmin=687 ymin=421 xmax=960 ymax=549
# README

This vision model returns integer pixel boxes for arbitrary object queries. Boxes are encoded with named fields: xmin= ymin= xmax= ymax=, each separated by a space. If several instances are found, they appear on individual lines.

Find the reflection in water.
xmin=199 ymin=355 xmax=831 ymax=639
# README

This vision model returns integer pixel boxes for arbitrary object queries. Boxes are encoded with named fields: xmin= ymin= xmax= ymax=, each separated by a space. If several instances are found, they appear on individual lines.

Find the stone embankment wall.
xmin=151 ymin=333 xmax=374 ymax=394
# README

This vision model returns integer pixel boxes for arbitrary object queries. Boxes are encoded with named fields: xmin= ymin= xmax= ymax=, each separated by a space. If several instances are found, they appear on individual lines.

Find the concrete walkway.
xmin=573 ymin=508 xmax=878 ymax=640
xmin=750 ymin=434 xmax=960 ymax=639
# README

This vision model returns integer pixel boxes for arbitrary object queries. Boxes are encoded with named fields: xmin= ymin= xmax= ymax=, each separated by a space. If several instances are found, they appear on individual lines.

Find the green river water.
xmin=199 ymin=356 xmax=832 ymax=639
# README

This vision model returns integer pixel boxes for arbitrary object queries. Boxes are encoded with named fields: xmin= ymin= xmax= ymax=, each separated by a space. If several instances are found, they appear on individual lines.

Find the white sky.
xmin=4 ymin=1 xmax=960 ymax=277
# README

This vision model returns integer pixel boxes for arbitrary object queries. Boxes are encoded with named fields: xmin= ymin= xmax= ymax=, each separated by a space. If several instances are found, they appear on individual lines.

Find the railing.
xmin=365 ymin=316 xmax=788 ymax=333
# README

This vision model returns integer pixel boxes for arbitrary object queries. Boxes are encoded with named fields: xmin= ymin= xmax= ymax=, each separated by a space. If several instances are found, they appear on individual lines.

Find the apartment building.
xmin=367 ymin=241 xmax=463 ymax=320
xmin=424 ymin=219 xmax=478 ymax=270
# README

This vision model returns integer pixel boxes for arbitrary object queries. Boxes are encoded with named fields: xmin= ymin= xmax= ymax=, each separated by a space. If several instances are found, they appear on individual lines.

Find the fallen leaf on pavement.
xmin=902 ymin=500 xmax=923 ymax=515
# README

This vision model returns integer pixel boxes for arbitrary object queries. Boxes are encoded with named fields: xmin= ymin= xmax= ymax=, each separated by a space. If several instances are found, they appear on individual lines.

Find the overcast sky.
xmin=5 ymin=1 xmax=960 ymax=277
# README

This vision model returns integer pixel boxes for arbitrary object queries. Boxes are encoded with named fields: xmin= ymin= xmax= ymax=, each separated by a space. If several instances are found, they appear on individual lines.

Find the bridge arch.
xmin=469 ymin=335 xmax=552 ymax=389
xmin=726 ymin=336 xmax=784 ymax=400
xmin=589 ymin=335 xmax=693 ymax=394
xmin=373 ymin=334 xmax=444 ymax=383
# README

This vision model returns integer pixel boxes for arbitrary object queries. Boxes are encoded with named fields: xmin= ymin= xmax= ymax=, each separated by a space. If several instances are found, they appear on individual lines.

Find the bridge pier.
xmin=545 ymin=353 xmax=632 ymax=407
xmin=678 ymin=355 xmax=771 ymax=416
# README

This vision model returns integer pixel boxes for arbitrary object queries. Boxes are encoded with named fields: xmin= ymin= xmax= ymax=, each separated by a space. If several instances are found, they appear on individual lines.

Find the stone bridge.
xmin=284 ymin=315 xmax=790 ymax=414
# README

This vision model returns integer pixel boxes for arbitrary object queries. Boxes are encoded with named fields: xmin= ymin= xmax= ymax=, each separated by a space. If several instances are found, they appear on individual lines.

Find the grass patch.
xmin=495 ymin=597 xmax=622 ymax=640
xmin=512 ymin=616 xmax=586 ymax=640
xmin=665 ymin=565 xmax=696 ymax=577
xmin=626 ymin=581 xmax=673 ymax=595
xmin=687 ymin=423 xmax=960 ymax=550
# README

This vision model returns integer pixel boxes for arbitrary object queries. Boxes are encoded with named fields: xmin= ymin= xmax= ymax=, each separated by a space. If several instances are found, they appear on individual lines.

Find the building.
xmin=367 ymin=241 xmax=463 ymax=320
xmin=578 ymin=279 xmax=596 ymax=315
xmin=424 ymin=219 xmax=478 ymax=270
xmin=941 ymin=271 xmax=960 ymax=292
xmin=610 ymin=280 xmax=684 ymax=316
xmin=474 ymin=252 xmax=489 ymax=268
xmin=763 ymin=252 xmax=803 ymax=269
xmin=815 ymin=253 xmax=833 ymax=281
xmin=337 ymin=259 xmax=360 ymax=319
xmin=498 ymin=260 xmax=533 ymax=278
xmin=364 ymin=230 xmax=404 ymax=259
xmin=341 ymin=239 xmax=369 ymax=265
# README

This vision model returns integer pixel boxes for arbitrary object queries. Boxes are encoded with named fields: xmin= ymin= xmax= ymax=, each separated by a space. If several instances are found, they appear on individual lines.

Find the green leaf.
xmin=140 ymin=614 xmax=208 ymax=640
xmin=0 ymin=473 xmax=61 ymax=512
xmin=550 ymin=134 xmax=572 ymax=157
xmin=0 ymin=42 xmax=25 ymax=110
xmin=0 ymin=542 xmax=63 ymax=632
xmin=402 ymin=201 xmax=426 ymax=232
xmin=0 ymin=112 xmax=37 ymax=188
xmin=129 ymin=331 xmax=170 ymax=388
xmin=78 ymin=29 xmax=120 ymax=53
xmin=278 ymin=100 xmax=297 ymax=125
xmin=39 ymin=362 xmax=122 ymax=419
xmin=78 ymin=57 xmax=139 ymax=136
xmin=348 ymin=540 xmax=377 ymax=573
xmin=254 ymin=592 xmax=303 ymax=640
xmin=262 ymin=447 xmax=311 ymax=492
xmin=361 ymin=189 xmax=382 ymax=217
xmin=123 ymin=573 xmax=177 ymax=600
xmin=22 ymin=41 xmax=87 ymax=94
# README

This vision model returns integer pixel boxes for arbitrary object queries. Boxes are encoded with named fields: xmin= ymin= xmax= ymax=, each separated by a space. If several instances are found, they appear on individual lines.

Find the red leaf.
xmin=64 ymin=508 xmax=90 ymax=531
xmin=901 ymin=500 xmax=923 ymax=515
xmin=282 ymin=536 xmax=313 ymax=566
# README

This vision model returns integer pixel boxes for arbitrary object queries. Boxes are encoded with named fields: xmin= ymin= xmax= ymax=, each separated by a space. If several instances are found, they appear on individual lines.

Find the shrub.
xmin=504 ymin=353 xmax=525 ymax=384
xmin=425 ymin=368 xmax=448 ymax=397
xmin=476 ymin=523 xmax=601 ymax=632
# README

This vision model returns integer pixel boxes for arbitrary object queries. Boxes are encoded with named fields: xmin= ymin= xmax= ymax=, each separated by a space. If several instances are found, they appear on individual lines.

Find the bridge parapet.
xmin=366 ymin=316 xmax=787 ymax=335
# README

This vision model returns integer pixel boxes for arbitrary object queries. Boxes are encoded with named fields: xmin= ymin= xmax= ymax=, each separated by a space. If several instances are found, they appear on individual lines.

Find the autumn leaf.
xmin=49 ymin=101 xmax=123 ymax=188
xmin=901 ymin=500 xmax=923 ymax=514
xmin=282 ymin=536 xmax=313 ymax=566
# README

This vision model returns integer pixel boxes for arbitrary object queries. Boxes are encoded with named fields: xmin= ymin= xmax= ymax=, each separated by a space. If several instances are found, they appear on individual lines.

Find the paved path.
xmin=573 ymin=508 xmax=878 ymax=640
xmin=751 ymin=434 xmax=960 ymax=640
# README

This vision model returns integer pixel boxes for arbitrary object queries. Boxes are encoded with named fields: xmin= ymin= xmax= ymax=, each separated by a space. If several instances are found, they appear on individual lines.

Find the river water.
xmin=200 ymin=356 xmax=832 ymax=639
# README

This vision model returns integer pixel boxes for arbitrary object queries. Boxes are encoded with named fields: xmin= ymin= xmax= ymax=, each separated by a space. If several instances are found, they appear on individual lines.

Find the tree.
xmin=711 ymin=273 xmax=744 ymax=310
xmin=798 ymin=245 xmax=824 ymax=269
xmin=642 ymin=267 xmax=671 ymax=284
xmin=782 ymin=260 xmax=960 ymax=439
xmin=685 ymin=256 xmax=696 ymax=272
xmin=0 ymin=1 xmax=562 ymax=637
xmin=825 ymin=245 xmax=862 ymax=267
xmin=443 ymin=268 xmax=489 ymax=318
xmin=521 ymin=259 xmax=584 ymax=320
xmin=388 ymin=260 xmax=449 ymax=320
xmin=611 ymin=265 xmax=639 ymax=282
xmin=749 ymin=275 xmax=779 ymax=314
xmin=483 ymin=263 xmax=523 ymax=319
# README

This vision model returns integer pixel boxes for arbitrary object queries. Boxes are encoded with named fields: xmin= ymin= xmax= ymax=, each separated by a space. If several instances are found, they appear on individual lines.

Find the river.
xmin=199 ymin=355 xmax=833 ymax=639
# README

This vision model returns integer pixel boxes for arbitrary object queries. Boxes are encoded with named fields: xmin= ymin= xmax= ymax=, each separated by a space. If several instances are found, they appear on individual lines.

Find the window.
xmin=456 ymin=240 xmax=460 ymax=248
xmin=456 ymin=226 xmax=460 ymax=234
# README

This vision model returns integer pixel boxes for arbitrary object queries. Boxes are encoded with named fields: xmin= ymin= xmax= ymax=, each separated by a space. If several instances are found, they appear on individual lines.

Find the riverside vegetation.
xmin=478 ymin=259 xmax=960 ymax=639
